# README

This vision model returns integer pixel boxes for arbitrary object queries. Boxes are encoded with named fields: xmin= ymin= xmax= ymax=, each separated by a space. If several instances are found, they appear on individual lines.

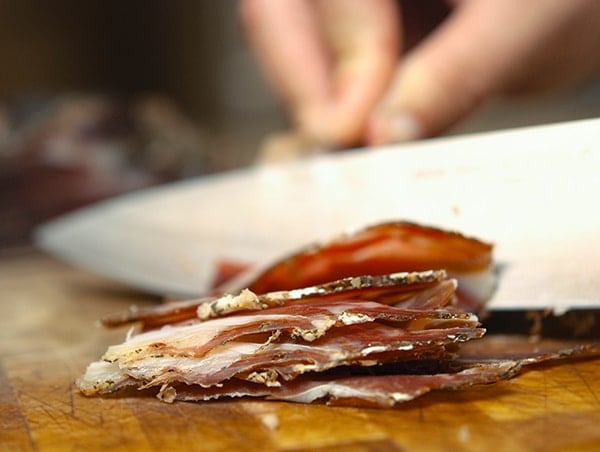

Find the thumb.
xmin=366 ymin=0 xmax=574 ymax=144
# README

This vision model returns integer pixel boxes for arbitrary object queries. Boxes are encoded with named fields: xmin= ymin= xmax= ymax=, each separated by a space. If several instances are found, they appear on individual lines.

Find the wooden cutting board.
xmin=1 ymin=249 xmax=599 ymax=451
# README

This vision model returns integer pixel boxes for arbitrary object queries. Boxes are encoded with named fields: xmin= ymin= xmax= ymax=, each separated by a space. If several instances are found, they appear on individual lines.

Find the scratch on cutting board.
xmin=571 ymin=365 xmax=600 ymax=406
xmin=69 ymin=381 xmax=76 ymax=418
xmin=0 ymin=366 xmax=36 ymax=450
xmin=543 ymin=371 xmax=548 ymax=414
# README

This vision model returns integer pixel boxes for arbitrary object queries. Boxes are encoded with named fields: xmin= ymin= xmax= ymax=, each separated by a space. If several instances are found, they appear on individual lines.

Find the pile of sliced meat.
xmin=78 ymin=222 xmax=600 ymax=408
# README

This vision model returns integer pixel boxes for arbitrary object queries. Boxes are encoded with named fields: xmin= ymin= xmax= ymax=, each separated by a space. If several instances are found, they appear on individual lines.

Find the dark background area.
xmin=0 ymin=1 xmax=287 ymax=246
xmin=0 ymin=0 xmax=284 ymax=157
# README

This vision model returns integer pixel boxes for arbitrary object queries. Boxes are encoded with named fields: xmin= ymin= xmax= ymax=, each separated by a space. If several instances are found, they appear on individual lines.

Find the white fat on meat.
xmin=102 ymin=312 xmax=333 ymax=364
xmin=197 ymin=289 xmax=263 ymax=320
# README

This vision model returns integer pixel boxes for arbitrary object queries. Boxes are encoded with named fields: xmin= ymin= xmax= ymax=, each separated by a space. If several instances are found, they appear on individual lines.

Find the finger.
xmin=315 ymin=0 xmax=400 ymax=146
xmin=239 ymin=0 xmax=332 ymax=138
xmin=366 ymin=0 xmax=599 ymax=144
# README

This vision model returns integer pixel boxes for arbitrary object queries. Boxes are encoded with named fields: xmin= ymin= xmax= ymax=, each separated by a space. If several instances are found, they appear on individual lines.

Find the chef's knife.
xmin=35 ymin=118 xmax=600 ymax=314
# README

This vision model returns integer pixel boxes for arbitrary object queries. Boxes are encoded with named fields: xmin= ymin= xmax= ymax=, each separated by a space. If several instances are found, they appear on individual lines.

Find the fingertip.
xmin=295 ymin=103 xmax=334 ymax=145
xmin=366 ymin=112 xmax=424 ymax=146
xmin=366 ymin=1 xmax=516 ymax=143
xmin=298 ymin=103 xmax=365 ymax=149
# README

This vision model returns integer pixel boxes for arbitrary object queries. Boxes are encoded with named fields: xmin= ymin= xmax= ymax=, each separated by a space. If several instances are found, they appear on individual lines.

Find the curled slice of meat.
xmin=198 ymin=271 xmax=457 ymax=320
xmin=166 ymin=360 xmax=521 ymax=407
xmin=85 ymin=324 xmax=483 ymax=394
xmin=101 ymin=221 xmax=495 ymax=332
xmin=138 ymin=338 xmax=600 ymax=408
xmin=221 ymin=222 xmax=495 ymax=311
xmin=78 ymin=298 xmax=481 ymax=395
xmin=102 ymin=270 xmax=454 ymax=330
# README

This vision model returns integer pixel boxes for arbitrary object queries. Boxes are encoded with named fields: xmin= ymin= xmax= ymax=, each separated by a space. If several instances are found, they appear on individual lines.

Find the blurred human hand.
xmin=240 ymin=0 xmax=600 ymax=147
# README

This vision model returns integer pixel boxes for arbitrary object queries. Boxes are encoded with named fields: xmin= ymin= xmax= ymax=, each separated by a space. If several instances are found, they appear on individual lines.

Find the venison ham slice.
xmin=77 ymin=223 xmax=600 ymax=408
xmin=79 ymin=284 xmax=483 ymax=396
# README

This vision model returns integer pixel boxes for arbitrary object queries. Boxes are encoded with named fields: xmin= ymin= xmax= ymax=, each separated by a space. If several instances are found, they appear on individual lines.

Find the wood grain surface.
xmin=1 ymin=249 xmax=599 ymax=451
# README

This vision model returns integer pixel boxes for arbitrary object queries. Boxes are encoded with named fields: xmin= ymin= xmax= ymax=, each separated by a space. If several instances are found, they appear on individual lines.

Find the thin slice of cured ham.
xmin=153 ymin=338 xmax=600 ymax=408
xmin=167 ymin=360 xmax=521 ymax=407
xmin=220 ymin=222 xmax=496 ymax=311
xmin=78 ymin=268 xmax=600 ymax=408
xmin=81 ymin=323 xmax=484 ymax=394
xmin=79 ymin=296 xmax=481 ymax=395
xmin=101 ymin=221 xmax=495 ymax=332
xmin=102 ymin=270 xmax=454 ymax=331
xmin=76 ymin=221 xmax=599 ymax=409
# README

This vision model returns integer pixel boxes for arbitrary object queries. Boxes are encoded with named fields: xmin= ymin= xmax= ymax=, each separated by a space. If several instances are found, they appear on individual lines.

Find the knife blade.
xmin=35 ymin=118 xmax=600 ymax=313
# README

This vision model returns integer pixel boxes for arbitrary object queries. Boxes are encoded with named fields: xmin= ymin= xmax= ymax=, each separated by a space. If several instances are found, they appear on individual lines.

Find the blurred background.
xmin=2 ymin=0 xmax=600 ymax=247
xmin=0 ymin=0 xmax=285 ymax=151
xmin=0 ymin=0 xmax=286 ymax=246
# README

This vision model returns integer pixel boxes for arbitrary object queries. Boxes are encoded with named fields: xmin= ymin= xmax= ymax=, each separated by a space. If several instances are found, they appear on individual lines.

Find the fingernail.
xmin=367 ymin=112 xmax=423 ymax=145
